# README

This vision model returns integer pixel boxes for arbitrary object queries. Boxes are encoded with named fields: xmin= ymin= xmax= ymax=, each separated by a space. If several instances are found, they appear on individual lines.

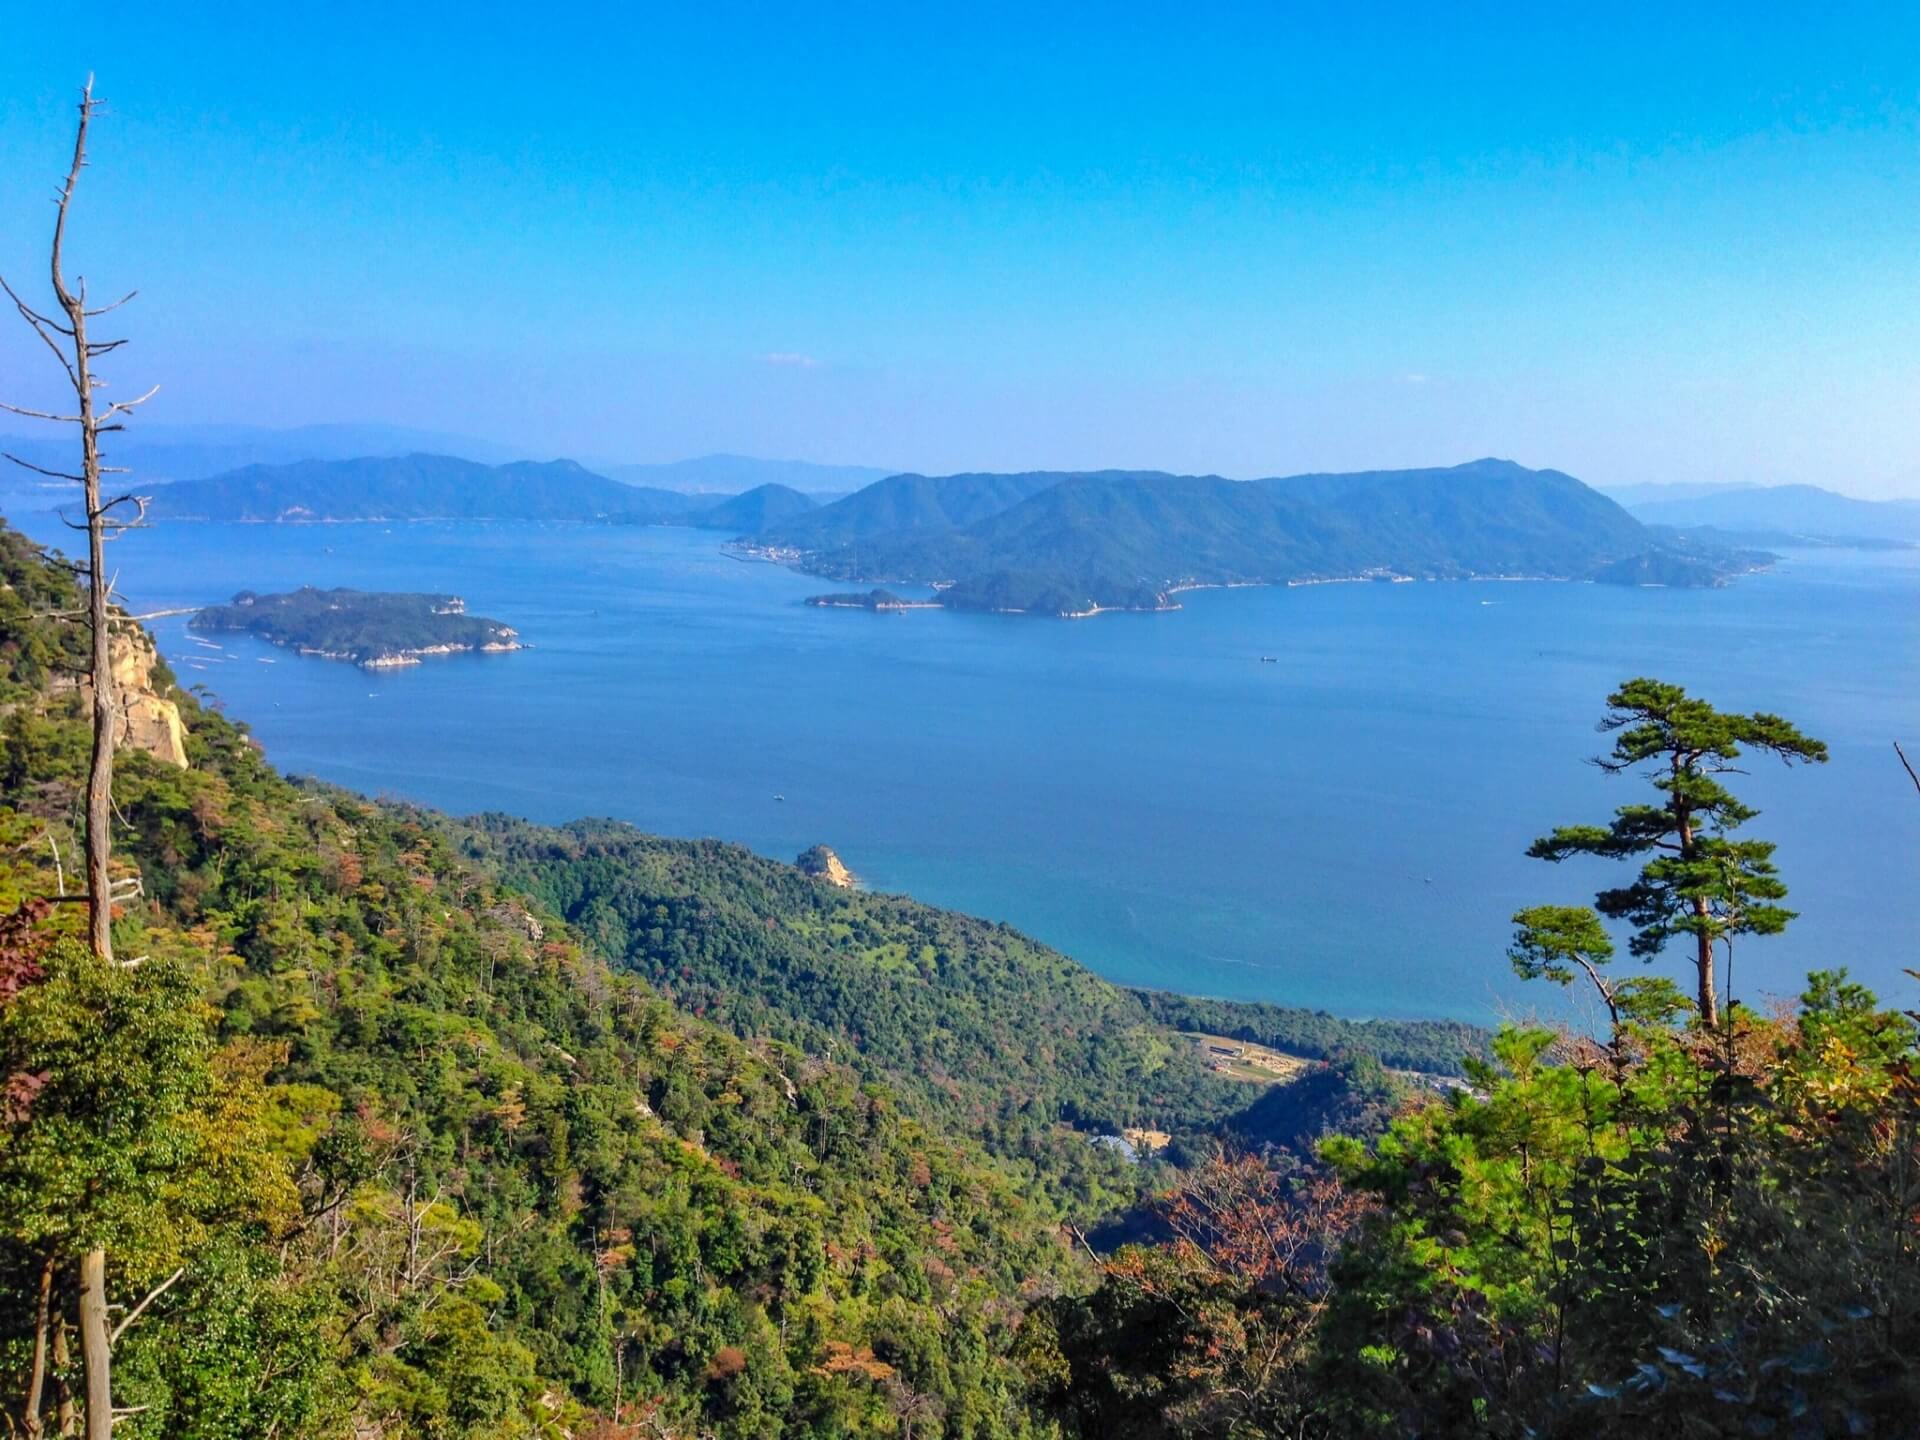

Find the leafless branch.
xmin=1898 ymin=742 xmax=1920 ymax=799
xmin=107 ymin=1267 xmax=185 ymax=1347
xmin=84 ymin=289 xmax=138 ymax=317
xmin=3 ymin=452 xmax=83 ymax=482
xmin=0 ymin=400 xmax=81 ymax=423
xmin=100 ymin=384 xmax=159 ymax=419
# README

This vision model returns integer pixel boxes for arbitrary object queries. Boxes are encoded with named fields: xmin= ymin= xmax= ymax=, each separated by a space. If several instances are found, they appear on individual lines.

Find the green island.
xmin=803 ymin=588 xmax=938 ymax=611
xmin=3 ymin=513 xmax=1915 ymax=1437
xmin=190 ymin=586 xmax=523 ymax=668
xmin=747 ymin=459 xmax=1770 ymax=616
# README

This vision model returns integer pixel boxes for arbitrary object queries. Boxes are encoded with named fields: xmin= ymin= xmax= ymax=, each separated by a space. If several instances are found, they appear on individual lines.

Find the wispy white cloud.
xmin=762 ymin=352 xmax=821 ymax=369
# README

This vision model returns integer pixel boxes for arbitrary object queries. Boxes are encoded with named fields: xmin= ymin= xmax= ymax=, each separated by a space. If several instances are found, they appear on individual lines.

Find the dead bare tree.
xmin=1 ymin=76 xmax=154 ymax=966
xmin=1 ymin=76 xmax=156 ymax=1440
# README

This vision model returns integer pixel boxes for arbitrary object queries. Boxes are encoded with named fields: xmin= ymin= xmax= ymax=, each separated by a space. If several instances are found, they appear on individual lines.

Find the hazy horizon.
xmin=4 ymin=5 xmax=1918 ymax=496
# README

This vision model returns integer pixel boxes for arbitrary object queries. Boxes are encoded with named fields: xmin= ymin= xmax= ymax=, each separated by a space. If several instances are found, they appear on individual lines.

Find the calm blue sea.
xmin=7 ymin=500 xmax=1916 ymax=1024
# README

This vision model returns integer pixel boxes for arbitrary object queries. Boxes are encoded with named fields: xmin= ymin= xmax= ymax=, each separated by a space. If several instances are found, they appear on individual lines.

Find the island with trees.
xmin=191 ymin=586 xmax=523 ymax=668
xmin=750 ymin=459 xmax=1773 ymax=617
xmin=802 ymin=587 xmax=938 ymax=611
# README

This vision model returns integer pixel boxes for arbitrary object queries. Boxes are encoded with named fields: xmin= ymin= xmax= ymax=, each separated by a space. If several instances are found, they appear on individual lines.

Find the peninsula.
xmin=191 ymin=586 xmax=524 ymax=668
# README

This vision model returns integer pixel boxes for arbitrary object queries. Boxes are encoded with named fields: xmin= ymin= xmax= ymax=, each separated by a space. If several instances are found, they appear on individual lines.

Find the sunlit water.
xmin=7 ymin=497 xmax=1916 ymax=1023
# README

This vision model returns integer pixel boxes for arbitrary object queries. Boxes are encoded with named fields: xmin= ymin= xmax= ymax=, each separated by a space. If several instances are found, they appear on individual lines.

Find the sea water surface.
xmin=7 ymin=504 xmax=1916 ymax=1024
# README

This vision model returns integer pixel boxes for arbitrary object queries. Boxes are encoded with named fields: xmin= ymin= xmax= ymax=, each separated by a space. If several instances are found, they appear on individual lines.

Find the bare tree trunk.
xmin=23 ymin=1255 xmax=53 ymax=1439
xmin=51 ymin=88 xmax=117 ymax=967
xmin=2 ymin=79 xmax=155 ymax=962
xmin=77 ymin=1250 xmax=110 ymax=1440
xmin=78 ymin=399 xmax=115 ymax=966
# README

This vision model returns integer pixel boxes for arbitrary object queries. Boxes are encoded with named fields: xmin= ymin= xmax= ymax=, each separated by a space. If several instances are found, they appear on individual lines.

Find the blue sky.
xmin=2 ymin=3 xmax=1916 ymax=492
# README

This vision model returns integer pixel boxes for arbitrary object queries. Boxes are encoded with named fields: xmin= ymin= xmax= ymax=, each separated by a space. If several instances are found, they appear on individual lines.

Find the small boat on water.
xmin=1259 ymin=655 xmax=1277 ymax=663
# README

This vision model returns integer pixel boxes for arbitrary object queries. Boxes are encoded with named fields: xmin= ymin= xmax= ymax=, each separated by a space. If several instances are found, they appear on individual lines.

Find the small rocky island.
xmin=804 ymin=588 xmax=937 ymax=611
xmin=191 ymin=587 xmax=523 ymax=669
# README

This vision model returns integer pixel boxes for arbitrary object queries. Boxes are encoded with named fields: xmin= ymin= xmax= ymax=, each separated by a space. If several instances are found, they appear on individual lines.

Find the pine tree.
xmin=1519 ymin=677 xmax=1826 ymax=1026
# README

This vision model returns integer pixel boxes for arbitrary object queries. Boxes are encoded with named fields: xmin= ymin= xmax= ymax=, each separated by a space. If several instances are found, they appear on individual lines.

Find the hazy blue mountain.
xmin=1597 ymin=480 xmax=1759 ymax=507
xmin=780 ymin=459 xmax=1738 ymax=615
xmin=0 ymin=422 xmax=522 ymax=488
xmin=762 ymin=470 xmax=1067 ymax=549
xmin=680 ymin=482 xmax=817 ymax=533
xmin=148 ymin=453 xmax=694 ymax=522
xmin=602 ymin=453 xmax=896 ymax=495
xmin=1628 ymin=483 xmax=1920 ymax=543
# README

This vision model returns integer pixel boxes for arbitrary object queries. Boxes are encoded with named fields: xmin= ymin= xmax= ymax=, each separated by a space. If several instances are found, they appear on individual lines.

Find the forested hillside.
xmin=6 ymin=514 xmax=1915 ymax=1438
xmin=450 ymin=818 xmax=1286 ymax=1205
xmin=1 ymin=522 xmax=1076 ymax=1436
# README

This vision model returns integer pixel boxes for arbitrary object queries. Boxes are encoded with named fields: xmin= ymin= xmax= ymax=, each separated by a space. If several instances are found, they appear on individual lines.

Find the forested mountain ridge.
xmin=756 ymin=459 xmax=1758 ymax=616
xmin=761 ymin=471 xmax=1070 ymax=548
xmin=148 ymin=453 xmax=705 ymax=523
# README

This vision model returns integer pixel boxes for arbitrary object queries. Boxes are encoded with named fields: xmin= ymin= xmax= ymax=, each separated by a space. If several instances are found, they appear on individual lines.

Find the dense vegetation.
xmin=1037 ymin=982 xmax=1920 ymax=1437
xmin=5 ymin=514 xmax=1913 ymax=1438
xmin=1033 ymin=681 xmax=1919 ymax=1437
xmin=2 ymin=523 xmax=1078 ymax=1436
xmin=192 ymin=587 xmax=522 ymax=666
xmin=445 ymin=817 xmax=1257 ymax=1206
xmin=766 ymin=460 xmax=1756 ymax=616
xmin=761 ymin=473 xmax=1067 ymax=550
xmin=149 ymin=454 xmax=702 ymax=524
xmin=1129 ymin=990 xmax=1489 ymax=1077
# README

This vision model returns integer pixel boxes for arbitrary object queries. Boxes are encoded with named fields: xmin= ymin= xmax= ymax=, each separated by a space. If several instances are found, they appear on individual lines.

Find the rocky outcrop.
xmin=796 ymin=844 xmax=856 ymax=889
xmin=50 ymin=620 xmax=189 ymax=768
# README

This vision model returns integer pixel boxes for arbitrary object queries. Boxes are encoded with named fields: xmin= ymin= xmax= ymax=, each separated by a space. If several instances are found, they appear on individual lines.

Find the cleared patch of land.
xmin=1182 ymin=1030 xmax=1310 ymax=1085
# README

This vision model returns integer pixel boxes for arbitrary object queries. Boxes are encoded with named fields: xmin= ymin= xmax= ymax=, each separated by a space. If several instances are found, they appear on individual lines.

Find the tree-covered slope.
xmin=682 ymin=482 xmax=818 ymax=533
xmin=149 ymin=453 xmax=696 ymax=523
xmin=443 ymin=817 xmax=1256 ymax=1186
xmin=762 ymin=471 xmax=1066 ymax=549
xmin=1 ymin=520 xmax=1078 ymax=1436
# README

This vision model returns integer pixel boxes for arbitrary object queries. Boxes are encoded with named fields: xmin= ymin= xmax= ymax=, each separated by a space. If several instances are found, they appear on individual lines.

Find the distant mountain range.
xmin=136 ymin=453 xmax=833 ymax=534
xmin=1597 ymin=480 xmax=1758 ymax=508
xmin=1623 ymin=483 xmax=1920 ymax=544
xmin=751 ymin=459 xmax=1757 ymax=615
xmin=599 ymin=454 xmax=896 ymax=495
xmin=80 ymin=447 xmax=1773 ymax=619
xmin=148 ymin=454 xmax=695 ymax=523
xmin=0 ymin=422 xmax=522 ymax=488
